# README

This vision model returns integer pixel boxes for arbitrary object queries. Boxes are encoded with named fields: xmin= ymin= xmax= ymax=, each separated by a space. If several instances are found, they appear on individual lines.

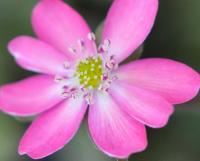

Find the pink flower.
xmin=0 ymin=0 xmax=199 ymax=159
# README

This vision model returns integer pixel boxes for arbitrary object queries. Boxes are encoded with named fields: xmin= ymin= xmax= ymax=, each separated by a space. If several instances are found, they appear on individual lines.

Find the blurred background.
xmin=0 ymin=0 xmax=200 ymax=161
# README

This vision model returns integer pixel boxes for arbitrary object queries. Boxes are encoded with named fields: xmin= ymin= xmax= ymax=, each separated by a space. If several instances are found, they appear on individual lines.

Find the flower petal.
xmin=102 ymin=0 xmax=158 ymax=62
xmin=8 ymin=36 xmax=71 ymax=76
xmin=110 ymin=81 xmax=174 ymax=128
xmin=117 ymin=58 xmax=200 ymax=104
xmin=88 ymin=92 xmax=147 ymax=159
xmin=32 ymin=0 xmax=94 ymax=60
xmin=19 ymin=98 xmax=87 ymax=159
xmin=0 ymin=75 xmax=63 ymax=116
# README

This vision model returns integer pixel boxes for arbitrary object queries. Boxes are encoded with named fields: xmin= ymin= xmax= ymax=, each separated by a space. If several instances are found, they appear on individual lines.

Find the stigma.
xmin=76 ymin=56 xmax=103 ymax=89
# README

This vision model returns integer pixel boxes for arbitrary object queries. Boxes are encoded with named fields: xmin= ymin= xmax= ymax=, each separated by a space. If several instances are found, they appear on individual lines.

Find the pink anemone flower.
xmin=0 ymin=0 xmax=200 ymax=159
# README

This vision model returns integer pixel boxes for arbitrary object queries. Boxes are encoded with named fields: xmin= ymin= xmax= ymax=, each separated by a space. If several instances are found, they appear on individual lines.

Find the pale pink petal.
xmin=32 ymin=0 xmax=94 ymax=60
xmin=0 ymin=75 xmax=63 ymax=116
xmin=110 ymin=81 xmax=174 ymax=128
xmin=117 ymin=58 xmax=200 ymax=104
xmin=88 ymin=92 xmax=147 ymax=159
xmin=19 ymin=98 xmax=87 ymax=159
xmin=8 ymin=36 xmax=71 ymax=76
xmin=102 ymin=0 xmax=158 ymax=62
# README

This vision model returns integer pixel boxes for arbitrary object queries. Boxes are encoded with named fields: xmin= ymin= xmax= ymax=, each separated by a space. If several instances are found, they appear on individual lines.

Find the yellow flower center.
xmin=76 ymin=56 xmax=103 ymax=89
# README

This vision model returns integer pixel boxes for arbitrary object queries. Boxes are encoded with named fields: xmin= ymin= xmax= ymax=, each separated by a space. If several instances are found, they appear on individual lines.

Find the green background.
xmin=0 ymin=0 xmax=199 ymax=161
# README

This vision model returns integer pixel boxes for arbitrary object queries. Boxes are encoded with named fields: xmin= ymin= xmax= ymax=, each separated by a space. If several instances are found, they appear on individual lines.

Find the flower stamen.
xmin=55 ymin=32 xmax=119 ymax=104
xmin=88 ymin=32 xmax=98 ymax=54
xmin=63 ymin=61 xmax=71 ymax=69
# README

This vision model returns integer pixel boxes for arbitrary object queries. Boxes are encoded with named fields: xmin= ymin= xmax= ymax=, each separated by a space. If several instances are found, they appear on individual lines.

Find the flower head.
xmin=0 ymin=0 xmax=199 ymax=159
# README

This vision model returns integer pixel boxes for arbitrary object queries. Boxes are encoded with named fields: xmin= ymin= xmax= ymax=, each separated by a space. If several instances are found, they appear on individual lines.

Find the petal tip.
xmin=7 ymin=37 xmax=18 ymax=58
xmin=7 ymin=36 xmax=27 ymax=60
xmin=153 ymin=105 xmax=174 ymax=128
xmin=18 ymin=144 xmax=26 ymax=156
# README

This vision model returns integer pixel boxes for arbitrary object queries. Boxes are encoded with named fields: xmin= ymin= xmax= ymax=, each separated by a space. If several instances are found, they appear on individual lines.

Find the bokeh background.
xmin=0 ymin=0 xmax=200 ymax=161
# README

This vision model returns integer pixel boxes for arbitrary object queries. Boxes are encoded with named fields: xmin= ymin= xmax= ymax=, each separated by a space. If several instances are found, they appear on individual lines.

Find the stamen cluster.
xmin=54 ymin=33 xmax=119 ymax=104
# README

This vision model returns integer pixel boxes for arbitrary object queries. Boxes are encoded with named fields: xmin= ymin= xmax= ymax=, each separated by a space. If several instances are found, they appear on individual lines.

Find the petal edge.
xmin=88 ymin=92 xmax=147 ymax=158
xmin=19 ymin=98 xmax=87 ymax=159
xmin=117 ymin=58 xmax=200 ymax=104
xmin=102 ymin=0 xmax=158 ymax=62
